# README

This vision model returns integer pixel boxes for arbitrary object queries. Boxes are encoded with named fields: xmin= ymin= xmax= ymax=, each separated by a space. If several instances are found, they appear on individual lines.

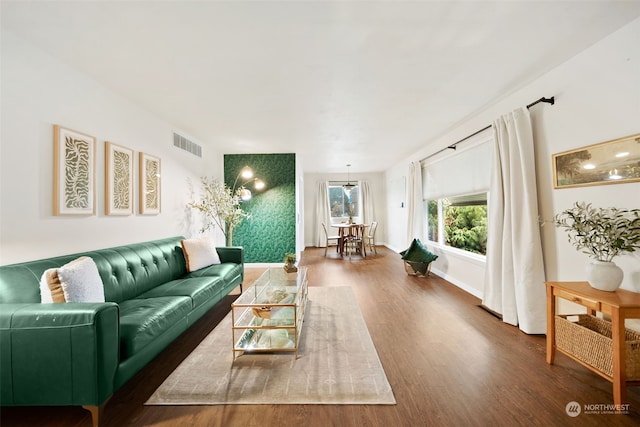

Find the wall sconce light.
xmin=232 ymin=166 xmax=266 ymax=201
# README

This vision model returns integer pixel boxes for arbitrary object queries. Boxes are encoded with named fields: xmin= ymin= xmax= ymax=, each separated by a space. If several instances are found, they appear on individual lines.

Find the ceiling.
xmin=3 ymin=1 xmax=640 ymax=173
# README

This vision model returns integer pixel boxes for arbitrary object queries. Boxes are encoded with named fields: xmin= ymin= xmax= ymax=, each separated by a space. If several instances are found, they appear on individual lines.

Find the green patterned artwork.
xmin=64 ymin=136 xmax=92 ymax=209
xmin=112 ymin=150 xmax=131 ymax=209
xmin=224 ymin=154 xmax=296 ymax=263
xmin=54 ymin=125 xmax=96 ymax=215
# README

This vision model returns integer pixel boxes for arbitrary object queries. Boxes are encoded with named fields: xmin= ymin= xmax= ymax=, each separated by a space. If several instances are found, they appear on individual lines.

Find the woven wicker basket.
xmin=404 ymin=260 xmax=432 ymax=277
xmin=555 ymin=314 xmax=640 ymax=379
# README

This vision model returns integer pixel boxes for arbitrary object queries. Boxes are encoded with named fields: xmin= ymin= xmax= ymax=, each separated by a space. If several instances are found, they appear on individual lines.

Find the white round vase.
xmin=586 ymin=260 xmax=624 ymax=291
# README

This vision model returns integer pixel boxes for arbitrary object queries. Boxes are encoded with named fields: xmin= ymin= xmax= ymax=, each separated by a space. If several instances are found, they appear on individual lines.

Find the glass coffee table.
xmin=231 ymin=267 xmax=308 ymax=359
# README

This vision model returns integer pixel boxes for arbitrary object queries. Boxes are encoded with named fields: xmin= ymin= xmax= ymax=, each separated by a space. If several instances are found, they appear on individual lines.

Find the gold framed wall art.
xmin=552 ymin=133 xmax=640 ymax=189
xmin=53 ymin=125 xmax=96 ymax=215
xmin=105 ymin=141 xmax=134 ymax=215
xmin=139 ymin=152 xmax=161 ymax=214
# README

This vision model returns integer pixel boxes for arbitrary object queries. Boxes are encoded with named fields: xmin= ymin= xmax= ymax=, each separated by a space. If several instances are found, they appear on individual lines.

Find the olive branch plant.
xmin=553 ymin=202 xmax=640 ymax=262
xmin=187 ymin=177 xmax=250 ymax=245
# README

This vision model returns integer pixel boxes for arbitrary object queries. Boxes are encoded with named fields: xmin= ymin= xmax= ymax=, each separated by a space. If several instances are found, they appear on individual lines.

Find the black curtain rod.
xmin=422 ymin=96 xmax=555 ymax=161
xmin=527 ymin=96 xmax=555 ymax=109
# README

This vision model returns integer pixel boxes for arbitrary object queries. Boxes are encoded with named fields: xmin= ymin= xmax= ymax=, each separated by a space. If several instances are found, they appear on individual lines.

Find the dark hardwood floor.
xmin=2 ymin=246 xmax=639 ymax=426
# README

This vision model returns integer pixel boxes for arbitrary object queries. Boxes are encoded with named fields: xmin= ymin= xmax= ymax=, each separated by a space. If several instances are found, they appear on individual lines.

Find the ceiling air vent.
xmin=173 ymin=132 xmax=202 ymax=157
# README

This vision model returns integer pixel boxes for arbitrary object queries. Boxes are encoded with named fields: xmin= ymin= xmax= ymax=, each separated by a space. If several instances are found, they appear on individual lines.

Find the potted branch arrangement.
xmin=283 ymin=253 xmax=297 ymax=273
xmin=187 ymin=177 xmax=250 ymax=246
xmin=554 ymin=202 xmax=640 ymax=291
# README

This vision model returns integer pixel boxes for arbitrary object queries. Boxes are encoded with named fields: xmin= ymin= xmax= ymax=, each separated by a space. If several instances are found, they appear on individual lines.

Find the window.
xmin=427 ymin=193 xmax=487 ymax=255
xmin=427 ymin=200 xmax=439 ymax=242
xmin=328 ymin=183 xmax=360 ymax=222
xmin=422 ymin=129 xmax=493 ymax=257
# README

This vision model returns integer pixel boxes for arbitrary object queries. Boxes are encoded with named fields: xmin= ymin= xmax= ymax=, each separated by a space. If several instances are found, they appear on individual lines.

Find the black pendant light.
xmin=343 ymin=164 xmax=355 ymax=197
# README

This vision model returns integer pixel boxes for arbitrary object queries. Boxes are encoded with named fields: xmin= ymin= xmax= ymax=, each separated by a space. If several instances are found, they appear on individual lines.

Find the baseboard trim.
xmin=479 ymin=304 xmax=503 ymax=319
xmin=430 ymin=267 xmax=484 ymax=300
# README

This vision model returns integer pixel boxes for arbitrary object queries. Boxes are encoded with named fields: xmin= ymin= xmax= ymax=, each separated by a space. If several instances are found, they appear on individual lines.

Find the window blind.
xmin=422 ymin=129 xmax=494 ymax=200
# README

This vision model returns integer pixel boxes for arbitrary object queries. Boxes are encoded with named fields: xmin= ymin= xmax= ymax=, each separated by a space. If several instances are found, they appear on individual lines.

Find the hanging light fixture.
xmin=343 ymin=164 xmax=355 ymax=197
xmin=232 ymin=165 xmax=266 ymax=201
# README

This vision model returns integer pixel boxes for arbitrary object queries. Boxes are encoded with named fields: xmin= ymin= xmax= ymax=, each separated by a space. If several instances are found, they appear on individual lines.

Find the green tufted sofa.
xmin=0 ymin=236 xmax=243 ymax=426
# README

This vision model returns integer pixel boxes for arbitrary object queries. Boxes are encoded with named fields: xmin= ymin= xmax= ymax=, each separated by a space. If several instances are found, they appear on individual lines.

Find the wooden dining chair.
xmin=321 ymin=222 xmax=341 ymax=256
xmin=364 ymin=221 xmax=378 ymax=254
xmin=345 ymin=224 xmax=365 ymax=259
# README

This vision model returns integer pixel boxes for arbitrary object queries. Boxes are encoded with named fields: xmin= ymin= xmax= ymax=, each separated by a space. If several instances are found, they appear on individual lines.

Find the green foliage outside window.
xmin=444 ymin=202 xmax=487 ymax=255
xmin=427 ymin=195 xmax=488 ymax=256
xmin=328 ymin=185 xmax=359 ymax=219
xmin=427 ymin=200 xmax=438 ymax=242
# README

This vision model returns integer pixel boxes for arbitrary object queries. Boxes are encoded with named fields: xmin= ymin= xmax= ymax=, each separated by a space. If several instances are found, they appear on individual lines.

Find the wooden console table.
xmin=546 ymin=281 xmax=640 ymax=406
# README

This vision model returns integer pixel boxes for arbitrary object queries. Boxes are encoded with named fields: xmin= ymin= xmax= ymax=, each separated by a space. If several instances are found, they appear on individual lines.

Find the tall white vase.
xmin=586 ymin=260 xmax=624 ymax=291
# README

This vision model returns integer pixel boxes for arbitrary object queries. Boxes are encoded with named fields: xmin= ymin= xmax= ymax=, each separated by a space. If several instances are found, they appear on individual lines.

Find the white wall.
xmin=385 ymin=17 xmax=640 ymax=297
xmin=0 ymin=29 xmax=220 ymax=265
xmin=303 ymin=172 xmax=387 ymax=248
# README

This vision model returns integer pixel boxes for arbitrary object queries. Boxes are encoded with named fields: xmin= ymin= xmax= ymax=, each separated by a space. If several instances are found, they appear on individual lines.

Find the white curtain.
xmin=406 ymin=161 xmax=424 ymax=244
xmin=361 ymin=180 xmax=375 ymax=226
xmin=483 ymin=108 xmax=546 ymax=334
xmin=314 ymin=181 xmax=332 ymax=246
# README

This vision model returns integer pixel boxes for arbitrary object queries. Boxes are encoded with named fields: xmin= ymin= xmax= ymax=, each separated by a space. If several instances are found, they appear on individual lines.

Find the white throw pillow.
xmin=181 ymin=236 xmax=221 ymax=272
xmin=57 ymin=256 xmax=105 ymax=303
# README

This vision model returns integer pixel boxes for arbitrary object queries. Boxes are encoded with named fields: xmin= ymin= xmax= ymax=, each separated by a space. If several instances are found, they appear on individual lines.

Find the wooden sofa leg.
xmin=83 ymin=401 xmax=107 ymax=427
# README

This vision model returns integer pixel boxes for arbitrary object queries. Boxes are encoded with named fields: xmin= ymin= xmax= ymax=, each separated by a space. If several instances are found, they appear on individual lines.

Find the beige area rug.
xmin=146 ymin=286 xmax=396 ymax=405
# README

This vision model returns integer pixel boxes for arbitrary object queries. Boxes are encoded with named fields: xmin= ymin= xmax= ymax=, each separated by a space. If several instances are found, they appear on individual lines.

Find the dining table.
xmin=332 ymin=223 xmax=368 ymax=257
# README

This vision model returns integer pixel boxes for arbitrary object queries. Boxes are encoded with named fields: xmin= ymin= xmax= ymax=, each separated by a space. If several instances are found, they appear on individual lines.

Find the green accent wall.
xmin=224 ymin=154 xmax=296 ymax=263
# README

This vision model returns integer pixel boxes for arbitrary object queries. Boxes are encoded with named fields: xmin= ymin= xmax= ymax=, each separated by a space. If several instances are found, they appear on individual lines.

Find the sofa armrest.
xmin=216 ymin=246 xmax=244 ymax=265
xmin=0 ymin=302 xmax=119 ymax=407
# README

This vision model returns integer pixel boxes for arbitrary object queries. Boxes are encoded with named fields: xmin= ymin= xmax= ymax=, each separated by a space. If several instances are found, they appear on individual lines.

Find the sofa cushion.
xmin=187 ymin=262 xmax=242 ymax=283
xmin=118 ymin=296 xmax=192 ymax=359
xmin=57 ymin=257 xmax=105 ymax=303
xmin=93 ymin=239 xmax=187 ymax=303
xmin=137 ymin=276 xmax=224 ymax=309
xmin=181 ymin=237 xmax=221 ymax=272
xmin=0 ymin=237 xmax=189 ymax=305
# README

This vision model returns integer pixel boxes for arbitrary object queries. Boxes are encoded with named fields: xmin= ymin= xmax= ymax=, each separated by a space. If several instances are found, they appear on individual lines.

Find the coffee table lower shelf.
xmin=231 ymin=267 xmax=308 ymax=359
xmin=233 ymin=327 xmax=299 ymax=358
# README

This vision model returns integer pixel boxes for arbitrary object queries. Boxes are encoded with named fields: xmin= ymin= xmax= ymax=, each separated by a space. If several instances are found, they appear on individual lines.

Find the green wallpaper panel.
xmin=224 ymin=154 xmax=296 ymax=263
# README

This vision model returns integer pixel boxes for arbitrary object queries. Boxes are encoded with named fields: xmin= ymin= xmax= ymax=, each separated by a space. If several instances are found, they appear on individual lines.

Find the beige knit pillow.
xmin=40 ymin=268 xmax=66 ymax=303
xmin=181 ymin=236 xmax=221 ymax=272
